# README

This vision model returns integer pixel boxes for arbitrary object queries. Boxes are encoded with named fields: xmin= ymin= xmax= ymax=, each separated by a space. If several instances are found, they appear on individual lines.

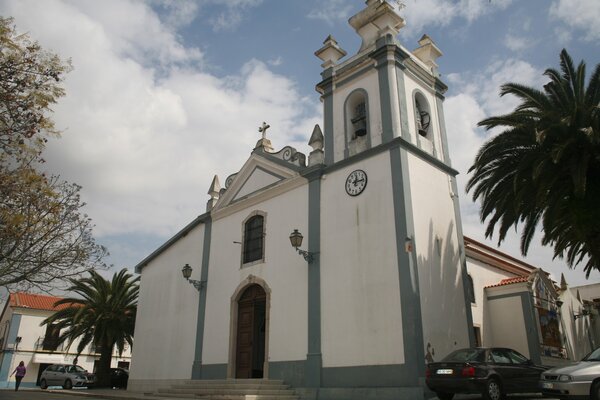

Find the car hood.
xmin=544 ymin=361 xmax=600 ymax=376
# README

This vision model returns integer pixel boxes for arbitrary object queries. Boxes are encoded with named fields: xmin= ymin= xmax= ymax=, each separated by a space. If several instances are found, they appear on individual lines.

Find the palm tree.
xmin=467 ymin=49 xmax=600 ymax=278
xmin=42 ymin=269 xmax=139 ymax=387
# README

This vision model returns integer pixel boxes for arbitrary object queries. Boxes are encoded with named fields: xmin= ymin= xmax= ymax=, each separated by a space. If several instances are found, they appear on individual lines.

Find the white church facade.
xmin=129 ymin=2 xmax=476 ymax=399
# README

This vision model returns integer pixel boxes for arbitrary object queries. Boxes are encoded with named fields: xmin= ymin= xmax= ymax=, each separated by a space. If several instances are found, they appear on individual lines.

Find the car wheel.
xmin=40 ymin=379 xmax=48 ymax=389
xmin=436 ymin=392 xmax=454 ymax=400
xmin=63 ymin=379 xmax=73 ymax=390
xmin=591 ymin=380 xmax=600 ymax=400
xmin=483 ymin=378 xmax=503 ymax=400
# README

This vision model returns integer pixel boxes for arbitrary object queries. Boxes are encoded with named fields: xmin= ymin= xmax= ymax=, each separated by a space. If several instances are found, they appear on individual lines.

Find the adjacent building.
xmin=0 ymin=292 xmax=131 ymax=389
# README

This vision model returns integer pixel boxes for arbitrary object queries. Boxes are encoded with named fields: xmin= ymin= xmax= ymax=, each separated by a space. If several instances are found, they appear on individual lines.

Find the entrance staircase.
xmin=146 ymin=379 xmax=300 ymax=400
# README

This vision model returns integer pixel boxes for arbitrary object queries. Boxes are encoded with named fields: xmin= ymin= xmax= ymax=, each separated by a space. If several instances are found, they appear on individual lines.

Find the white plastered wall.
xmin=466 ymin=259 xmax=519 ymax=345
xmin=485 ymin=289 xmax=530 ymax=358
xmin=129 ymin=223 xmax=205 ymax=380
xmin=320 ymin=152 xmax=404 ymax=367
xmin=407 ymin=151 xmax=469 ymax=361
xmin=202 ymin=184 xmax=309 ymax=365
xmin=331 ymin=69 xmax=382 ymax=163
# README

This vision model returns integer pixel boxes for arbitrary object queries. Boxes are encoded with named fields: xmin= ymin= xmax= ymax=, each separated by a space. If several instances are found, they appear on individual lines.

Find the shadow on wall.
xmin=417 ymin=220 xmax=468 ymax=362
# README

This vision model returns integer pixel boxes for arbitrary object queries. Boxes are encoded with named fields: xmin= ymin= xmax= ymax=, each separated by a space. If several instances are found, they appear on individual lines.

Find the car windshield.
xmin=66 ymin=365 xmax=86 ymax=373
xmin=442 ymin=348 xmax=484 ymax=362
xmin=582 ymin=348 xmax=600 ymax=361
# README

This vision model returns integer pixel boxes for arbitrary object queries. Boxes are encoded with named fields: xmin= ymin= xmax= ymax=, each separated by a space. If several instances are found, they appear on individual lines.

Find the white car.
xmin=540 ymin=347 xmax=600 ymax=399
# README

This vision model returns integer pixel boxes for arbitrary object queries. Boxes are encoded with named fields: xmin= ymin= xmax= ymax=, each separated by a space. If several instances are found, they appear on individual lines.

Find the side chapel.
xmin=130 ymin=1 xmax=474 ymax=399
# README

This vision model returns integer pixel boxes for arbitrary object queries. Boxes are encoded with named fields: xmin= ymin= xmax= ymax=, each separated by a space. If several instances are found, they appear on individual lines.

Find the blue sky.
xmin=1 ymin=0 xmax=599 ymax=287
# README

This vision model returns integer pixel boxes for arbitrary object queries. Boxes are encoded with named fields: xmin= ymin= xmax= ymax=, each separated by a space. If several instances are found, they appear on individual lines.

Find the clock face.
xmin=345 ymin=169 xmax=367 ymax=196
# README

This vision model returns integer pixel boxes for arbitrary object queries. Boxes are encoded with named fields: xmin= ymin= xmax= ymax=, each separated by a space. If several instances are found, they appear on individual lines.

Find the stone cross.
xmin=258 ymin=122 xmax=270 ymax=139
xmin=395 ymin=1 xmax=406 ymax=10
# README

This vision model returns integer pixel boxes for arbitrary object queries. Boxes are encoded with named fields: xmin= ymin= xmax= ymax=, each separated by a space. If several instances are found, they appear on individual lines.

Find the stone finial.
xmin=560 ymin=273 xmax=568 ymax=291
xmin=315 ymin=35 xmax=347 ymax=69
xmin=207 ymin=175 xmax=221 ymax=211
xmin=308 ymin=124 xmax=325 ymax=166
xmin=413 ymin=34 xmax=443 ymax=76
xmin=349 ymin=0 xmax=405 ymax=53
xmin=309 ymin=124 xmax=324 ymax=151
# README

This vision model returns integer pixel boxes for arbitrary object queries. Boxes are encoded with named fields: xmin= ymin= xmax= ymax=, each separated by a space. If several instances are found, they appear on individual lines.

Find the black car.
xmin=109 ymin=367 xmax=129 ymax=388
xmin=426 ymin=347 xmax=547 ymax=400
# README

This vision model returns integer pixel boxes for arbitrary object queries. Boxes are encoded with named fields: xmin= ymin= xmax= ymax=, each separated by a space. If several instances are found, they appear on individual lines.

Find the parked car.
xmin=39 ymin=363 xmax=96 ymax=389
xmin=540 ymin=346 xmax=600 ymax=399
xmin=110 ymin=367 xmax=129 ymax=388
xmin=426 ymin=347 xmax=546 ymax=400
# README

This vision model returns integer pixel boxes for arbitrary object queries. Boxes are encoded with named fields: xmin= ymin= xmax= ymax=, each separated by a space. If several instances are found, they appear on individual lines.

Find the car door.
xmin=506 ymin=349 xmax=542 ymax=392
xmin=489 ymin=348 xmax=518 ymax=392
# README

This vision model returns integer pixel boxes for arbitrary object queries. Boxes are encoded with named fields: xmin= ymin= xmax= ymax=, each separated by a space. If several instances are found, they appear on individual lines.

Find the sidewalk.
xmin=0 ymin=387 xmax=179 ymax=400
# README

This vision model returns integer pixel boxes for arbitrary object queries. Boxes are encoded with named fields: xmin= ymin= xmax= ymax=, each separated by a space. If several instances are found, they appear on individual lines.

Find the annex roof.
xmin=9 ymin=292 xmax=72 ymax=311
xmin=485 ymin=276 xmax=529 ymax=289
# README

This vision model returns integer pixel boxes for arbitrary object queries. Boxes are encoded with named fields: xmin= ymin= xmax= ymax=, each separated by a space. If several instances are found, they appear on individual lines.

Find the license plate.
xmin=542 ymin=382 xmax=553 ymax=389
xmin=436 ymin=369 xmax=453 ymax=375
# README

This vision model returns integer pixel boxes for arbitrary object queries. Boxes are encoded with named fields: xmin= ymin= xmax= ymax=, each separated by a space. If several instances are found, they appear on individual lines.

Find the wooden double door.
xmin=235 ymin=284 xmax=266 ymax=378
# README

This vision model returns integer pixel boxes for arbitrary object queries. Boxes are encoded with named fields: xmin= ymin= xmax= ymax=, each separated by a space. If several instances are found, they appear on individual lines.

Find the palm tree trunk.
xmin=95 ymin=340 xmax=113 ymax=388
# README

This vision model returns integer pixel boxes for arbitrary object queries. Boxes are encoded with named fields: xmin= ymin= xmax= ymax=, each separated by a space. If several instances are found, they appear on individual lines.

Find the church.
xmin=129 ymin=1 xmax=475 ymax=399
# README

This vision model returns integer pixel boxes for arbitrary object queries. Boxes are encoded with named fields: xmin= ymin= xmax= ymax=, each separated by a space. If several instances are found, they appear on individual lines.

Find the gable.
xmin=233 ymin=167 xmax=285 ymax=201
xmin=213 ymin=147 xmax=306 ymax=212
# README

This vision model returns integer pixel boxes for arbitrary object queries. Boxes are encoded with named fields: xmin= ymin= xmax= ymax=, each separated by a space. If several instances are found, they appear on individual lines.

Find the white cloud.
xmin=205 ymin=0 xmax=264 ymax=32
xmin=1 ymin=0 xmax=316 ymax=239
xmin=395 ymin=0 xmax=513 ymax=37
xmin=503 ymin=34 xmax=531 ymax=52
xmin=550 ymin=0 xmax=600 ymax=41
xmin=307 ymin=0 xmax=356 ymax=24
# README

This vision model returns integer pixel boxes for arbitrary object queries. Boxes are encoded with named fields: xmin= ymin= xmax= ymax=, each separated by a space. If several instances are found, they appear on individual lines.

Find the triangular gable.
xmin=214 ymin=149 xmax=303 ymax=211
xmin=234 ymin=167 xmax=285 ymax=201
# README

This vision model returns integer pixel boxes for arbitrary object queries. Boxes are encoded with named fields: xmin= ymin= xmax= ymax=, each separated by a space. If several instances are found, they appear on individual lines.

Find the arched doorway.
xmin=235 ymin=284 xmax=266 ymax=378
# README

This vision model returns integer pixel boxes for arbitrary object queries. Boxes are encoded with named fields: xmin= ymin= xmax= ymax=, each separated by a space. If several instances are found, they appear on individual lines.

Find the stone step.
xmin=180 ymin=379 xmax=285 ymax=386
xmin=159 ymin=388 xmax=294 ymax=396
xmin=146 ymin=395 xmax=299 ymax=400
xmin=169 ymin=385 xmax=290 ymax=391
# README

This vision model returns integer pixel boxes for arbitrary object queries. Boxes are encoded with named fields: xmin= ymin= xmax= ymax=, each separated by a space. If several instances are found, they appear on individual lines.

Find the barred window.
xmin=243 ymin=215 xmax=264 ymax=264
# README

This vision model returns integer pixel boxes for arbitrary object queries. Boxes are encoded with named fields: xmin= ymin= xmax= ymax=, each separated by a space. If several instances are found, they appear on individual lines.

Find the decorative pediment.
xmin=213 ymin=148 xmax=306 ymax=211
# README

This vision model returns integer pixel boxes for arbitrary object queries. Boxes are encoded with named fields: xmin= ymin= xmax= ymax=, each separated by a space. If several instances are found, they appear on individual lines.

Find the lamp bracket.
xmin=187 ymin=278 xmax=207 ymax=291
xmin=296 ymin=248 xmax=317 ymax=264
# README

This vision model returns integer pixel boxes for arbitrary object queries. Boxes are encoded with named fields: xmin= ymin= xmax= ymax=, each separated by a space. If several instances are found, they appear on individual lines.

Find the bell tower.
xmin=315 ymin=0 xmax=448 ymax=165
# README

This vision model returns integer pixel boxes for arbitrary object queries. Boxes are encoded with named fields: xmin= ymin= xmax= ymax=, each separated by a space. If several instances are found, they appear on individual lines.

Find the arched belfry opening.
xmin=229 ymin=277 xmax=270 ymax=379
xmin=414 ymin=92 xmax=432 ymax=139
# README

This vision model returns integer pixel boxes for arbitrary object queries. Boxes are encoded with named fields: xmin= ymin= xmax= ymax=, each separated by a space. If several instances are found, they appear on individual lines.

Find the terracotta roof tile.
xmin=485 ymin=276 xmax=529 ymax=289
xmin=9 ymin=292 xmax=73 ymax=311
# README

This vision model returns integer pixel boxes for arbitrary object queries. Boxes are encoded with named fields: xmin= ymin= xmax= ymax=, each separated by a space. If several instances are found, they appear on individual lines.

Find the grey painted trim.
xmin=324 ymin=136 xmax=458 ymax=177
xmin=370 ymin=39 xmax=395 ymax=143
xmin=192 ymin=217 xmax=212 ymax=379
xmin=255 ymin=152 xmax=305 ymax=173
xmin=435 ymin=95 xmax=451 ymax=164
xmin=269 ymin=360 xmax=306 ymax=388
xmin=486 ymin=291 xmax=542 ymax=364
xmin=0 ymin=314 xmax=21 ymax=382
xmin=306 ymin=176 xmax=322 ymax=387
xmin=318 ymin=70 xmax=335 ymax=166
xmin=230 ymin=166 xmax=287 ymax=202
xmin=322 ymin=363 xmax=425 ymax=387
xmin=389 ymin=148 xmax=425 ymax=385
xmin=335 ymin=65 xmax=372 ymax=90
xmin=450 ymin=175 xmax=476 ymax=347
xmin=522 ymin=292 xmax=543 ymax=365
xmin=395 ymin=63 xmax=411 ymax=140
xmin=199 ymin=363 xmax=227 ymax=379
xmin=343 ymin=88 xmax=372 ymax=158
xmin=134 ymin=213 xmax=210 ymax=273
